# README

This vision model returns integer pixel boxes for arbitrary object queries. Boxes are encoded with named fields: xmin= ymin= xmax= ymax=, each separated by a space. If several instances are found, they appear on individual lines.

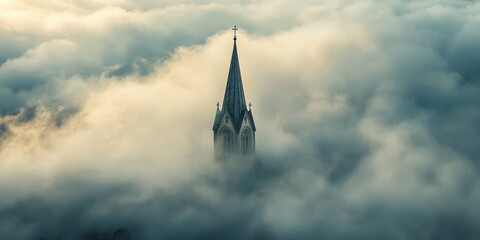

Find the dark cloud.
xmin=0 ymin=0 xmax=479 ymax=239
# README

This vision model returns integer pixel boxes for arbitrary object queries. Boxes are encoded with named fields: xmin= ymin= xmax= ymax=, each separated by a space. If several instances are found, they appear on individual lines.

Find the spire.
xmin=221 ymin=26 xmax=247 ymax=127
xmin=213 ymin=26 xmax=256 ymax=160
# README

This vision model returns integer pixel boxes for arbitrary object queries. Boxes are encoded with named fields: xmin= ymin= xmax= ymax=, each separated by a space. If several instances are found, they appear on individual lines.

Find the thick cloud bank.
xmin=1 ymin=0 xmax=480 ymax=239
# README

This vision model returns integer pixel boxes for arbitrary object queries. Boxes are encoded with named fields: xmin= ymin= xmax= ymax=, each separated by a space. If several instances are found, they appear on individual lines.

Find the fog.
xmin=0 ymin=0 xmax=479 ymax=239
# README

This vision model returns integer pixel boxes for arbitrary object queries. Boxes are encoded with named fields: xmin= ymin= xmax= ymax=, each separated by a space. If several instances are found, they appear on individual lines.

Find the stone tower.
xmin=213 ymin=26 xmax=256 ymax=161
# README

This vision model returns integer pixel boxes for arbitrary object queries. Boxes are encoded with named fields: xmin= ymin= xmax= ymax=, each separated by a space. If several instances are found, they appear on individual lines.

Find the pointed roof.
xmin=221 ymin=38 xmax=247 ymax=126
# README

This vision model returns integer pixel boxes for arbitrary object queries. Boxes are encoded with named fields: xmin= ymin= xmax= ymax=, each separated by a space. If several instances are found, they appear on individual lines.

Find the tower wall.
xmin=213 ymin=111 xmax=255 ymax=161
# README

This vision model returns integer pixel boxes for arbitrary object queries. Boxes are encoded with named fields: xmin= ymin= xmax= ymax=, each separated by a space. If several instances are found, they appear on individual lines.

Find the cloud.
xmin=0 ymin=0 xmax=480 ymax=239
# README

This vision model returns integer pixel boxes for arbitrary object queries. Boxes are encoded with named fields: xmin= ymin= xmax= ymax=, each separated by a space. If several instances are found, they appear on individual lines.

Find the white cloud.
xmin=0 ymin=0 xmax=479 ymax=239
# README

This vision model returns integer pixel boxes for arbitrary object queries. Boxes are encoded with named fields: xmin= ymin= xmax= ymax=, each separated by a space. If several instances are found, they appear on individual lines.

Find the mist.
xmin=0 ymin=0 xmax=480 ymax=239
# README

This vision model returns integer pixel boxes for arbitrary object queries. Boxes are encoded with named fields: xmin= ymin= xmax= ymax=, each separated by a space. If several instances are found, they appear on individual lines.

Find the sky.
xmin=0 ymin=0 xmax=480 ymax=239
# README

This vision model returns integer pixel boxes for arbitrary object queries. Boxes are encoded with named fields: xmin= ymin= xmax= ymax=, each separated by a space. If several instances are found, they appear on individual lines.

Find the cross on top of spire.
xmin=232 ymin=26 xmax=238 ymax=41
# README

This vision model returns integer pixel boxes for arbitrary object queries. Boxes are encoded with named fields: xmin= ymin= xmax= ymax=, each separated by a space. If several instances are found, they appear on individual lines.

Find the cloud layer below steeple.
xmin=0 ymin=0 xmax=480 ymax=239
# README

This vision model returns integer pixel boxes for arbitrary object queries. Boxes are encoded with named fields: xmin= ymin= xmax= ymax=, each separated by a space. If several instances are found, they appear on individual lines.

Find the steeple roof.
xmin=221 ymin=38 xmax=247 ymax=126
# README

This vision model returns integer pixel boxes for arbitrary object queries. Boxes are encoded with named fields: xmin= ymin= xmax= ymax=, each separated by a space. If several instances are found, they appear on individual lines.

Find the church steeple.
xmin=213 ymin=26 xmax=256 ymax=161
xmin=222 ymin=29 xmax=247 ymax=128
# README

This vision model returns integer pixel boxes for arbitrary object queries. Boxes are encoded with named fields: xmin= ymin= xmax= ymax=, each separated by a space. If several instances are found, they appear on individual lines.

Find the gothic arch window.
xmin=220 ymin=127 xmax=233 ymax=155
xmin=241 ymin=128 xmax=252 ymax=155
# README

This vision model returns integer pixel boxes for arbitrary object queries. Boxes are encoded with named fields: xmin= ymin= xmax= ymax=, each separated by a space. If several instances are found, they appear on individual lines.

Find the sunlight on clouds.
xmin=0 ymin=0 xmax=479 ymax=239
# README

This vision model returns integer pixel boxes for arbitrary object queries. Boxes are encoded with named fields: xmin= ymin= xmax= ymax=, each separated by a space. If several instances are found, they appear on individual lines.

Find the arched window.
xmin=220 ymin=128 xmax=233 ymax=155
xmin=241 ymin=128 xmax=252 ymax=155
